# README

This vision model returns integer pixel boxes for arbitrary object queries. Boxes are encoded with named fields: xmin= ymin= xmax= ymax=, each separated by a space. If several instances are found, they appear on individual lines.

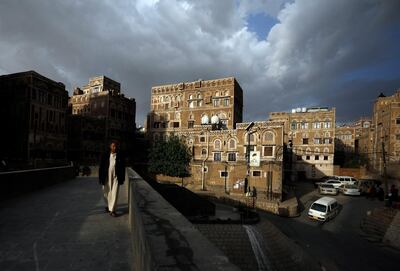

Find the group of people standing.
xmin=365 ymin=182 xmax=399 ymax=207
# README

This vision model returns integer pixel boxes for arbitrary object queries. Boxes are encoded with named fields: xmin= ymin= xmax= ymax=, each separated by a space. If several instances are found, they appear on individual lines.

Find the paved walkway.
xmin=0 ymin=177 xmax=133 ymax=271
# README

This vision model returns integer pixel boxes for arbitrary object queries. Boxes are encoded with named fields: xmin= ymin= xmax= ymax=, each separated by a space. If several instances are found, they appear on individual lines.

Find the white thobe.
xmin=103 ymin=153 xmax=119 ymax=212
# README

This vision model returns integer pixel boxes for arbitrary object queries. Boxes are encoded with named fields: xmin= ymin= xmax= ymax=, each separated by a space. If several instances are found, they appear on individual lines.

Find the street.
xmin=260 ymin=184 xmax=400 ymax=271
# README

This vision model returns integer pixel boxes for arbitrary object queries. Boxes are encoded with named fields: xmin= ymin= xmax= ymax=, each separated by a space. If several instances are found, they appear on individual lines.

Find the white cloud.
xmin=0 ymin=0 xmax=399 ymax=124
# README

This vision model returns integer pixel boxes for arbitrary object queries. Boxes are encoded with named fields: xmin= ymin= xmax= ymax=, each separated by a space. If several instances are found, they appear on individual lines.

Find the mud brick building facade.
xmin=371 ymin=90 xmax=400 ymax=176
xmin=335 ymin=126 xmax=356 ymax=153
xmin=269 ymin=107 xmax=336 ymax=180
xmin=147 ymin=77 xmax=283 ymax=200
xmin=0 ymin=71 xmax=69 ymax=169
xmin=69 ymin=76 xmax=136 ymax=164
xmin=147 ymin=77 xmax=243 ymax=140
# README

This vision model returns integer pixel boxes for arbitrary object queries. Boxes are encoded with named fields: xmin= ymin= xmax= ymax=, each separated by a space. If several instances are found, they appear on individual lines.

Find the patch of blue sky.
xmin=341 ymin=59 xmax=400 ymax=84
xmin=246 ymin=12 xmax=278 ymax=41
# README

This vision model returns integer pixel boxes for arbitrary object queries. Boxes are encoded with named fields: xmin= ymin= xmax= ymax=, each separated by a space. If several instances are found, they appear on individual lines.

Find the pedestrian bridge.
xmin=0 ymin=167 xmax=239 ymax=271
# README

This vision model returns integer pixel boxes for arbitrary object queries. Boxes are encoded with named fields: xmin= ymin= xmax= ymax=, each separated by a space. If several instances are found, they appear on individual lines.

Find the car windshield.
xmin=345 ymin=185 xmax=358 ymax=189
xmin=311 ymin=203 xmax=327 ymax=212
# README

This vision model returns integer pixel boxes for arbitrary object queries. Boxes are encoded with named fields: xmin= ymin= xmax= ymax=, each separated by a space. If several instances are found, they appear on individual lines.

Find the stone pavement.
xmin=384 ymin=210 xmax=400 ymax=249
xmin=0 ymin=177 xmax=133 ymax=271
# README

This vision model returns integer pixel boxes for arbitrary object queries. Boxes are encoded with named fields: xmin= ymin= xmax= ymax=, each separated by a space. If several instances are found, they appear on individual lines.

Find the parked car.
xmin=335 ymin=176 xmax=359 ymax=185
xmin=308 ymin=197 xmax=339 ymax=221
xmin=319 ymin=184 xmax=338 ymax=195
xmin=338 ymin=184 xmax=361 ymax=196
xmin=316 ymin=179 xmax=344 ymax=189
xmin=313 ymin=176 xmax=337 ymax=187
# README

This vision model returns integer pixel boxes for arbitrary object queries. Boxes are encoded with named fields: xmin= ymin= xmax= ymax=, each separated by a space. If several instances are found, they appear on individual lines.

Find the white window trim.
xmin=213 ymin=152 xmax=222 ymax=161
xmin=262 ymin=145 xmax=275 ymax=158
xmin=219 ymin=170 xmax=229 ymax=178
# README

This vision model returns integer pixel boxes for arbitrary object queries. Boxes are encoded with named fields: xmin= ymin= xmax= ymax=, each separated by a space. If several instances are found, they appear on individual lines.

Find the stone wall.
xmin=0 ymin=165 xmax=75 ymax=199
xmin=333 ymin=165 xmax=367 ymax=178
xmin=127 ymin=168 xmax=240 ymax=271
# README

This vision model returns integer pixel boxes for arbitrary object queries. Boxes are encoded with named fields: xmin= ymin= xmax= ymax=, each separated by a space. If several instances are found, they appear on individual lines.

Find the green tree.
xmin=148 ymin=135 xmax=192 ymax=183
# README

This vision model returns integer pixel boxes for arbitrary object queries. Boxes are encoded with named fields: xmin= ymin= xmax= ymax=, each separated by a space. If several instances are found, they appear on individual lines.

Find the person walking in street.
xmin=98 ymin=140 xmax=126 ymax=217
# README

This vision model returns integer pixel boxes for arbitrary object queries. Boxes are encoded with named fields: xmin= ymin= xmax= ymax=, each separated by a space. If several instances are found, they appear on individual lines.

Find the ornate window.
xmin=214 ymin=139 xmax=221 ymax=150
xmin=228 ymin=139 xmax=236 ymax=149
xmin=291 ymin=121 xmax=297 ymax=130
xmin=263 ymin=131 xmax=274 ymax=142
xmin=245 ymin=133 xmax=256 ymax=143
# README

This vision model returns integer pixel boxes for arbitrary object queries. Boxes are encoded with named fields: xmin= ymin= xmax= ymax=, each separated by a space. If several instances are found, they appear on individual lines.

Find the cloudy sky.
xmin=1 ymin=0 xmax=400 ymax=125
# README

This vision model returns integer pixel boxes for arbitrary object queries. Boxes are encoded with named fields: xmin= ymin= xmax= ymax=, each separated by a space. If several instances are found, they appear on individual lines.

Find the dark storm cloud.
xmin=0 ymin=0 xmax=399 ymax=125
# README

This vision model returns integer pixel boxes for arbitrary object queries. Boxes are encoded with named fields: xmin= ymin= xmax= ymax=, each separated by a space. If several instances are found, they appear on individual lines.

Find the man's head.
xmin=110 ymin=140 xmax=119 ymax=154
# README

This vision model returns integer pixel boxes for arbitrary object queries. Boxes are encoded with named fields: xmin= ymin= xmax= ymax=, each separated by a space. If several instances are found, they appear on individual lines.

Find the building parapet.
xmin=152 ymin=77 xmax=235 ymax=93
xmin=127 ymin=168 xmax=240 ymax=271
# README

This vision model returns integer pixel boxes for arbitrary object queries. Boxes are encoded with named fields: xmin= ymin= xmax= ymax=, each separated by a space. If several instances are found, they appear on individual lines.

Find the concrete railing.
xmin=127 ymin=168 xmax=240 ymax=271
xmin=0 ymin=165 xmax=75 ymax=199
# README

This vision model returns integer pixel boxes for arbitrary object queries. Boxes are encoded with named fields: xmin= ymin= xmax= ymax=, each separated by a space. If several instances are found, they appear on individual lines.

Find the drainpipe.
xmin=201 ymin=127 xmax=209 ymax=191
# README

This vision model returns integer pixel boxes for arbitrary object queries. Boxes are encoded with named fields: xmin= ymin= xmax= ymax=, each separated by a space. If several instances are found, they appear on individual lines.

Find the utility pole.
xmin=381 ymin=141 xmax=388 ymax=196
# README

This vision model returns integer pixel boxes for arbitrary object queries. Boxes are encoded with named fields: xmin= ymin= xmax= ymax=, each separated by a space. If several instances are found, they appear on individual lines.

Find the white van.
xmin=308 ymin=197 xmax=339 ymax=221
xmin=334 ymin=176 xmax=358 ymax=185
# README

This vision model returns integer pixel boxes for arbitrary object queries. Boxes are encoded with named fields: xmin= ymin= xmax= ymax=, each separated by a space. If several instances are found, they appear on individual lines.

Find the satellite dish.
xmin=211 ymin=115 xmax=220 ymax=124
xmin=201 ymin=115 xmax=209 ymax=124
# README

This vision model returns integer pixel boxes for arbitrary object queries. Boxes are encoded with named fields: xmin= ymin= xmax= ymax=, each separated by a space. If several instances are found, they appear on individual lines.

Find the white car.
xmin=338 ymin=184 xmax=361 ymax=196
xmin=316 ymin=179 xmax=344 ymax=189
xmin=319 ymin=184 xmax=338 ymax=195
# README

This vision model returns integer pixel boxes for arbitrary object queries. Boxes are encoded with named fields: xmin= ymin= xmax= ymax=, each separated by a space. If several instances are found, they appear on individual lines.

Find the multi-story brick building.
xmin=335 ymin=126 xmax=356 ymax=153
xmin=269 ymin=107 xmax=336 ymax=180
xmin=67 ymin=115 xmax=106 ymax=165
xmin=352 ymin=117 xmax=372 ymax=155
xmin=371 ymin=90 xmax=400 ymax=175
xmin=0 ymin=71 xmax=69 ymax=169
xmin=147 ymin=77 xmax=243 ymax=140
xmin=175 ymin=121 xmax=284 ymax=200
xmin=147 ymin=77 xmax=283 ymax=200
xmin=69 ymin=76 xmax=136 ymax=164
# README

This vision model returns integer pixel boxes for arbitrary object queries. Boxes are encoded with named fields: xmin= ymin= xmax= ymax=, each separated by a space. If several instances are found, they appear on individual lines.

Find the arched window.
xmin=396 ymin=115 xmax=400 ymax=125
xmin=197 ymin=93 xmax=202 ymax=99
xmin=264 ymin=131 xmax=274 ymax=142
xmin=313 ymin=121 xmax=321 ymax=129
xmin=225 ymin=90 xmax=229 ymax=96
xmin=306 ymin=148 xmax=311 ymax=155
xmin=324 ymin=119 xmax=331 ymax=128
xmin=301 ymin=121 xmax=308 ymax=129
xmin=291 ymin=121 xmax=297 ymax=130
xmin=245 ymin=133 xmax=256 ymax=143
xmin=323 ymin=148 xmax=329 ymax=154
xmin=189 ymin=94 xmax=193 ymax=99
xmin=201 ymin=148 xmax=207 ymax=157
xmin=229 ymin=139 xmax=236 ymax=149
xmin=214 ymin=139 xmax=221 ymax=150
